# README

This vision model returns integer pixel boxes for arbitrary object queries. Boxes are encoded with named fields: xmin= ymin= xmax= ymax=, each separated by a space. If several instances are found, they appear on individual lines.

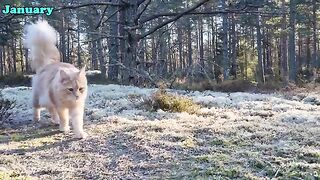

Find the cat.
xmin=24 ymin=20 xmax=88 ymax=139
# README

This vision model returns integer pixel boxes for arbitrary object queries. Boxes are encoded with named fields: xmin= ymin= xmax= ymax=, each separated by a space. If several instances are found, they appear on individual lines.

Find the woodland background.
xmin=0 ymin=0 xmax=319 ymax=89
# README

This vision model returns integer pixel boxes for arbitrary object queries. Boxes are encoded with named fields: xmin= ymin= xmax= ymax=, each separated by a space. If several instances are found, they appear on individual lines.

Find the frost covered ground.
xmin=0 ymin=84 xmax=319 ymax=179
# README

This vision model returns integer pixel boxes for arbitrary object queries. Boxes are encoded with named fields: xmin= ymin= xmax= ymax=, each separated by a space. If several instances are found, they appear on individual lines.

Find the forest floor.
xmin=0 ymin=84 xmax=319 ymax=179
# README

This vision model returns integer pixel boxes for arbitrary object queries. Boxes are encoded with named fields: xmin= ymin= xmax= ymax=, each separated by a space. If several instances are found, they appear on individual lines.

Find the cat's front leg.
xmin=48 ymin=107 xmax=60 ymax=125
xmin=70 ymin=106 xmax=87 ymax=139
xmin=57 ymin=108 xmax=70 ymax=132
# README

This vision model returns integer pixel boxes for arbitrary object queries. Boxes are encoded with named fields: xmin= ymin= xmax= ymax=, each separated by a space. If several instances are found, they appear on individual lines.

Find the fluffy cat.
xmin=24 ymin=20 xmax=88 ymax=139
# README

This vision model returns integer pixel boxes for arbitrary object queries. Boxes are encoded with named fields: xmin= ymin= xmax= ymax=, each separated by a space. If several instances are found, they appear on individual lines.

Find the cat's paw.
xmin=51 ymin=118 xmax=60 ymax=125
xmin=59 ymin=125 xmax=70 ymax=133
xmin=33 ymin=116 xmax=40 ymax=122
xmin=75 ymin=132 xmax=88 ymax=139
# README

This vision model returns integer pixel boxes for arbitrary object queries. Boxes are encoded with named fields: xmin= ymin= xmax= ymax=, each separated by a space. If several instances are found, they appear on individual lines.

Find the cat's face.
xmin=59 ymin=67 xmax=87 ymax=103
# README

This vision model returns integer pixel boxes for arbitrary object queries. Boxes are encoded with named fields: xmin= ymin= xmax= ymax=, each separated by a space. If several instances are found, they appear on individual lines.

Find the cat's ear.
xmin=60 ymin=70 xmax=69 ymax=84
xmin=78 ymin=65 xmax=86 ymax=77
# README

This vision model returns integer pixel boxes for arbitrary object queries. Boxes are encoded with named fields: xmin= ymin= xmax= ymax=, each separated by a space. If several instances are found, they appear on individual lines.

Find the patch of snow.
xmin=86 ymin=70 xmax=101 ymax=76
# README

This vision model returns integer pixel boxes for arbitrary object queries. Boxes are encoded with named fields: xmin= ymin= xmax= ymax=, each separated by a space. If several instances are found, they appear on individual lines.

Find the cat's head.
xmin=59 ymin=66 xmax=87 ymax=102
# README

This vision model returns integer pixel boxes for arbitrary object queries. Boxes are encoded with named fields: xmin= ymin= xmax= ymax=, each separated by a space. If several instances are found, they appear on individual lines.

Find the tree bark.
xmin=60 ymin=16 xmax=67 ymax=63
xmin=288 ymin=0 xmax=297 ymax=82
xmin=256 ymin=12 xmax=265 ymax=84
xmin=312 ymin=0 xmax=317 ymax=68
xmin=281 ymin=0 xmax=289 ymax=84
xmin=230 ymin=13 xmax=237 ymax=79
xmin=77 ymin=17 xmax=82 ymax=67
xmin=11 ymin=38 xmax=17 ymax=73
xmin=107 ymin=1 xmax=119 ymax=81
xmin=187 ymin=19 xmax=193 ymax=67
xmin=0 ymin=46 xmax=3 ymax=76
xmin=199 ymin=18 xmax=204 ymax=72
xmin=19 ymin=38 xmax=24 ymax=72
xmin=221 ymin=0 xmax=229 ymax=80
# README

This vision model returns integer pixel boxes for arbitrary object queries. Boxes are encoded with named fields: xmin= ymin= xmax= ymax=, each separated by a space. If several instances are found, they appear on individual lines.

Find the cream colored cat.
xmin=24 ymin=20 xmax=88 ymax=139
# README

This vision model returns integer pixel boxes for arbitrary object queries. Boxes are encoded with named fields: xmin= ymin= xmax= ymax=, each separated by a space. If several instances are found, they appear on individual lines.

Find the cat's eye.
xmin=79 ymin=87 xmax=84 ymax=91
xmin=68 ymin=88 xmax=74 ymax=92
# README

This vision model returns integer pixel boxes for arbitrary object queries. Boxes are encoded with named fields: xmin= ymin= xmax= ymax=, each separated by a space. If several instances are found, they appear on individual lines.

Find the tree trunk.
xmin=288 ymin=0 xmax=297 ymax=82
xmin=297 ymin=31 xmax=302 ymax=70
xmin=97 ymin=39 xmax=106 ymax=79
xmin=25 ymin=48 xmax=29 ymax=73
xmin=221 ymin=0 xmax=229 ymax=80
xmin=118 ymin=5 xmax=126 ymax=81
xmin=306 ymin=37 xmax=311 ymax=69
xmin=7 ymin=46 xmax=12 ymax=74
xmin=230 ymin=13 xmax=237 ymax=79
xmin=91 ymin=40 xmax=98 ymax=70
xmin=0 ymin=46 xmax=3 ymax=76
xmin=60 ymin=16 xmax=67 ymax=63
xmin=19 ymin=38 xmax=24 ymax=72
xmin=256 ymin=12 xmax=265 ymax=84
xmin=3 ymin=46 xmax=6 ymax=75
xmin=281 ymin=0 xmax=289 ymax=84
xmin=312 ymin=0 xmax=317 ymax=68
xmin=187 ymin=19 xmax=193 ymax=67
xmin=199 ymin=18 xmax=205 ymax=74
xmin=77 ymin=17 xmax=82 ymax=67
xmin=177 ymin=22 xmax=183 ymax=70
xmin=11 ymin=39 xmax=17 ymax=73
xmin=107 ymin=2 xmax=119 ymax=81
xmin=122 ymin=0 xmax=139 ymax=85
xmin=67 ymin=27 xmax=70 ymax=63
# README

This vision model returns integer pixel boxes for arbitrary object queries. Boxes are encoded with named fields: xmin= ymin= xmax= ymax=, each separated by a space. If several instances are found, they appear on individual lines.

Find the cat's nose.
xmin=75 ymin=95 xmax=79 ymax=100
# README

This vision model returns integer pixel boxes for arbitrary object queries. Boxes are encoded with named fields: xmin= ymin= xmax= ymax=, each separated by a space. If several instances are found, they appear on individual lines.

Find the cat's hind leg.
xmin=33 ymin=95 xmax=41 ymax=122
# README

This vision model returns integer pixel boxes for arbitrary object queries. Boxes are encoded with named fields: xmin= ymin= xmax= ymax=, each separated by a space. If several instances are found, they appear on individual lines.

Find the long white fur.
xmin=24 ymin=20 xmax=60 ymax=73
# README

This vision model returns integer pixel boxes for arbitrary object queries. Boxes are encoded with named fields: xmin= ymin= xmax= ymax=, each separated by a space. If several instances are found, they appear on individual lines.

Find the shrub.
xmin=144 ymin=89 xmax=200 ymax=113
xmin=213 ymin=80 xmax=255 ymax=92
xmin=257 ymin=80 xmax=283 ymax=91
xmin=173 ymin=80 xmax=214 ymax=92
xmin=174 ymin=79 xmax=256 ymax=92
xmin=86 ymin=72 xmax=117 ymax=85
xmin=0 ymin=90 xmax=15 ymax=125
xmin=0 ymin=74 xmax=31 ymax=87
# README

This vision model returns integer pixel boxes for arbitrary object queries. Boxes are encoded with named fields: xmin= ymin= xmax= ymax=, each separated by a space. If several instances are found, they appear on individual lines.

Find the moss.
xmin=181 ymin=137 xmax=196 ymax=148
xmin=0 ymin=171 xmax=33 ymax=180
xmin=11 ymin=134 xmax=26 ymax=142
xmin=145 ymin=89 xmax=200 ymax=113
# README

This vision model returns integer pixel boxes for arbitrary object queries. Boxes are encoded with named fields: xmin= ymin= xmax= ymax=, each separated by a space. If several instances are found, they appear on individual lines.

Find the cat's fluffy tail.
xmin=24 ymin=20 xmax=60 ymax=73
